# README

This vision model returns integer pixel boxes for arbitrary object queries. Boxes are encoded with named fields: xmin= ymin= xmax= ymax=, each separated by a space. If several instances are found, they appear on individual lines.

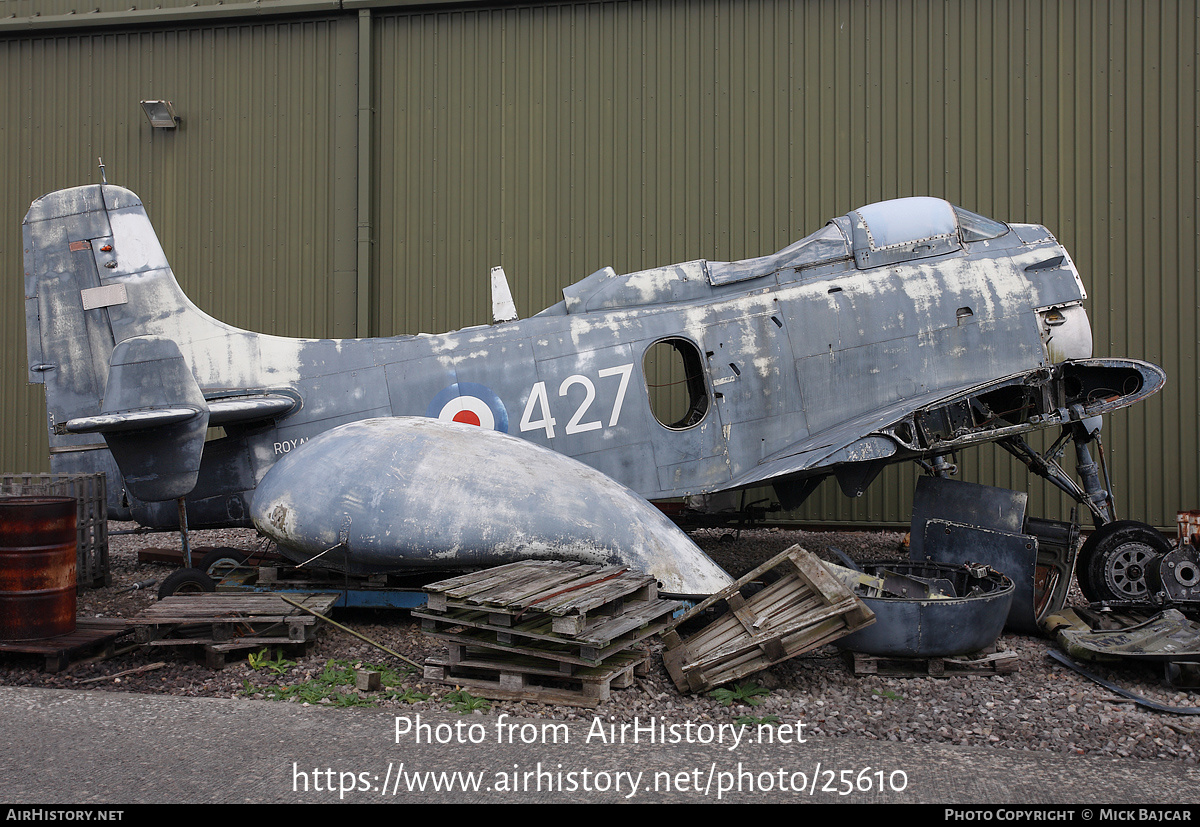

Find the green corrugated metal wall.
xmin=2 ymin=0 xmax=1196 ymax=529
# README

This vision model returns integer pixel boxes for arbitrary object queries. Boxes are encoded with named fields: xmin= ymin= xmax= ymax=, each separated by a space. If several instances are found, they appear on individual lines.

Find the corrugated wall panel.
xmin=0 ymin=15 xmax=358 ymax=472
xmin=2 ymin=0 xmax=1196 ymax=530
xmin=370 ymin=0 xmax=1198 ymax=528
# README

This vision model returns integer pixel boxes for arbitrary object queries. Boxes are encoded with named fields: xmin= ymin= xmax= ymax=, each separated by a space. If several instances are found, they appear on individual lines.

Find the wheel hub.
xmin=1104 ymin=542 xmax=1156 ymax=599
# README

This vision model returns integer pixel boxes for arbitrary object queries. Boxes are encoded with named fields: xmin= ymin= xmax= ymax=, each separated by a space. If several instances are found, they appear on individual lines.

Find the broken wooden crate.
xmin=126 ymin=592 xmax=338 ymax=668
xmin=661 ymin=544 xmax=875 ymax=693
xmin=417 ymin=560 xmax=681 ymax=706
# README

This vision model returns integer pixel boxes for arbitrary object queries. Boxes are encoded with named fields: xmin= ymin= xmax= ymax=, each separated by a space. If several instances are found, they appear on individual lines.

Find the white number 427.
xmin=519 ymin=364 xmax=634 ymax=439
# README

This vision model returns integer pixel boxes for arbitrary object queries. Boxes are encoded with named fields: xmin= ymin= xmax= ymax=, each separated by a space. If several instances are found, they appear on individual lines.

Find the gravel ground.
xmin=2 ymin=522 xmax=1198 ymax=765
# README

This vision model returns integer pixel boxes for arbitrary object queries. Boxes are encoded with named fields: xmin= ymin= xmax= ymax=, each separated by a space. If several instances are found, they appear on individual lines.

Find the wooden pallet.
xmin=423 ymin=560 xmax=661 ymax=632
xmin=419 ymin=611 xmax=672 ymax=670
xmin=661 ymin=545 xmax=875 ymax=693
xmin=126 ymin=593 xmax=338 ymax=666
xmin=414 ymin=594 xmax=678 ymax=665
xmin=0 ymin=618 xmax=131 ymax=672
xmin=847 ymin=649 xmax=1019 ymax=677
xmin=424 ymin=647 xmax=650 ymax=707
xmin=421 ymin=561 xmax=675 ymax=704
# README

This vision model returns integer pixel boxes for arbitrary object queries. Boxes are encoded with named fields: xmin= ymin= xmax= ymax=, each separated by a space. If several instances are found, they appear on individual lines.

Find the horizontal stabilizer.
xmin=65 ymin=408 xmax=201 ymax=434
xmin=208 ymin=394 xmax=297 ymax=424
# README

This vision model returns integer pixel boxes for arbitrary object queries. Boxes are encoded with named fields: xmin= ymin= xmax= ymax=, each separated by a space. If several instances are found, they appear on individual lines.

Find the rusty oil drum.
xmin=0 ymin=496 xmax=77 ymax=640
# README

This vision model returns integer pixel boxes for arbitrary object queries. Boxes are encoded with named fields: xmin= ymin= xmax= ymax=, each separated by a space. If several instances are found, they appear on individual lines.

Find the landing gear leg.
xmin=998 ymin=420 xmax=1112 ymax=527
xmin=1071 ymin=423 xmax=1114 ymax=525
xmin=997 ymin=420 xmax=1172 ymax=603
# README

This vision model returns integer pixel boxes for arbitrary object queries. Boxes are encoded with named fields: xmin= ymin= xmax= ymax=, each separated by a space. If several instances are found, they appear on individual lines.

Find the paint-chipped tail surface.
xmin=23 ymin=185 xmax=244 ymax=515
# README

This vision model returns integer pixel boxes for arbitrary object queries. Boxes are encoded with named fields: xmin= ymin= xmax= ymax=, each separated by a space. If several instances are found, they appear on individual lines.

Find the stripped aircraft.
xmin=22 ymin=185 xmax=1164 ymax=599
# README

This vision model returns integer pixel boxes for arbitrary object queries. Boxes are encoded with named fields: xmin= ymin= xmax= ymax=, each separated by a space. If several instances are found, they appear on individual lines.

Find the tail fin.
xmin=24 ymin=185 xmax=296 ymax=510
xmin=25 ymin=186 xmax=204 ymax=426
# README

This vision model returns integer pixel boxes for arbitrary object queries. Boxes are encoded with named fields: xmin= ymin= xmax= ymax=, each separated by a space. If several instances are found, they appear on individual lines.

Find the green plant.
xmin=871 ymin=688 xmax=903 ymax=701
xmin=734 ymin=714 xmax=780 ymax=726
xmin=247 ymin=648 xmax=296 ymax=675
xmin=331 ymin=692 xmax=376 ymax=708
xmin=710 ymin=682 xmax=771 ymax=707
xmin=245 ymin=658 xmax=427 ymax=707
xmin=444 ymin=689 xmax=490 ymax=713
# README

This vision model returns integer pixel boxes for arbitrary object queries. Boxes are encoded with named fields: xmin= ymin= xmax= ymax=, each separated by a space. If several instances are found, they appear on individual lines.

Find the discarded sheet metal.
xmin=1043 ymin=607 xmax=1200 ymax=690
xmin=912 ymin=477 xmax=1078 ymax=632
xmin=833 ymin=561 xmax=1014 ymax=658
xmin=1048 ymin=650 xmax=1200 ymax=710
xmin=1045 ymin=607 xmax=1200 ymax=661
xmin=660 ymin=545 xmax=874 ymax=693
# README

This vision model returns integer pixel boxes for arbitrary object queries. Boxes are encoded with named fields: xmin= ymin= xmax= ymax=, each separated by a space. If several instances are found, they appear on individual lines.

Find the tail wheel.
xmin=158 ymin=567 xmax=216 ymax=599
xmin=1078 ymin=521 xmax=1170 ymax=603
xmin=198 ymin=548 xmax=251 ymax=579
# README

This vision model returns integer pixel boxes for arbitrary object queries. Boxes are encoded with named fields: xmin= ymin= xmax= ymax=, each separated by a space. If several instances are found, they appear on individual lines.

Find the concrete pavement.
xmin=1 ymin=686 xmax=1198 ymax=804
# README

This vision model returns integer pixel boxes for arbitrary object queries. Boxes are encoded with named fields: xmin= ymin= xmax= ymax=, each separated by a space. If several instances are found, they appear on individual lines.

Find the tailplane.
xmin=23 ymin=185 xmax=296 ymax=513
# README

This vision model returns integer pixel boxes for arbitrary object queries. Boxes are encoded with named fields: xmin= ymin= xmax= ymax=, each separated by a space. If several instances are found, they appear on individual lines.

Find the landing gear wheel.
xmin=158 ymin=567 xmax=216 ymax=599
xmin=1078 ymin=520 xmax=1171 ymax=604
xmin=198 ymin=548 xmax=250 ymax=579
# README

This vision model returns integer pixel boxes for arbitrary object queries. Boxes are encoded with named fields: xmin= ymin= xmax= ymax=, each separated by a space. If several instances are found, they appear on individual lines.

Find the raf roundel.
xmin=426 ymin=383 xmax=510 ymax=433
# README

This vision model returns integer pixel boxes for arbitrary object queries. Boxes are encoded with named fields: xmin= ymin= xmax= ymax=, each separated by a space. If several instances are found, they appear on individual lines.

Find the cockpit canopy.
xmin=553 ymin=197 xmax=1011 ymax=315
xmin=849 ymin=197 xmax=1009 ymax=269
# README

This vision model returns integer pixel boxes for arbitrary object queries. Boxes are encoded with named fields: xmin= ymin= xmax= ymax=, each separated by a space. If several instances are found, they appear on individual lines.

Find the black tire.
xmin=158 ymin=567 xmax=217 ymax=599
xmin=1078 ymin=520 xmax=1171 ymax=603
xmin=198 ymin=548 xmax=251 ymax=579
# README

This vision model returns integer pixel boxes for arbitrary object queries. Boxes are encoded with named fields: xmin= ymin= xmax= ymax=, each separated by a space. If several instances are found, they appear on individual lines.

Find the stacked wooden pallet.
xmin=661 ymin=545 xmax=875 ymax=692
xmin=127 ymin=592 xmax=339 ymax=668
xmin=417 ymin=560 xmax=681 ymax=707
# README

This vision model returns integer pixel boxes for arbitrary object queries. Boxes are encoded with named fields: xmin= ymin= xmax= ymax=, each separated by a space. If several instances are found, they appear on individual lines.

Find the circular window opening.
xmin=643 ymin=338 xmax=710 ymax=429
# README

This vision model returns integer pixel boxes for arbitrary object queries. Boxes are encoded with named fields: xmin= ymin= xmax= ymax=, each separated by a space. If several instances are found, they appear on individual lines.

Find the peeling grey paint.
xmin=23 ymin=186 xmax=1166 ymax=590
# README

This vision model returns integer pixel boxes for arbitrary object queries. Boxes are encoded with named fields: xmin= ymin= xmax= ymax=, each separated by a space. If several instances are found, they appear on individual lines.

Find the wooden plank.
xmin=423 ymin=649 xmax=648 ymax=708
xmin=421 ymin=621 xmax=658 ymax=668
xmin=0 ymin=619 xmax=131 ymax=673
xmin=433 ymin=562 xmax=594 ymax=604
xmin=130 ymin=593 xmax=338 ymax=625
xmin=847 ymin=650 xmax=1018 ymax=678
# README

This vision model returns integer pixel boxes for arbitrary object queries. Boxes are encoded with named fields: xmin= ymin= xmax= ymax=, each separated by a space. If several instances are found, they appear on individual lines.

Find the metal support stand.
xmin=176 ymin=497 xmax=192 ymax=568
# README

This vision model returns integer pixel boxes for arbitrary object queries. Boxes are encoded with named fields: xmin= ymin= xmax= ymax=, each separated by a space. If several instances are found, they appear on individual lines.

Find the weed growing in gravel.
xmin=247 ymin=648 xmax=296 ymax=675
xmin=710 ymin=682 xmax=771 ymax=707
xmin=444 ymin=689 xmax=490 ymax=713
xmin=733 ymin=714 xmax=781 ymax=727
xmin=241 ymin=657 xmax=421 ymax=707
xmin=871 ymin=688 xmax=903 ymax=701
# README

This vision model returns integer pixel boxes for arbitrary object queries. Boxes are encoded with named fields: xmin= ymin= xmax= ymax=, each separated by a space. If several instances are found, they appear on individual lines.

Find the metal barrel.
xmin=0 ymin=497 xmax=77 ymax=640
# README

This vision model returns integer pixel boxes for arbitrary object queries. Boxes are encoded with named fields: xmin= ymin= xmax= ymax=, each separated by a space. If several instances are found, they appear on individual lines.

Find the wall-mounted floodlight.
xmin=140 ymin=100 xmax=179 ymax=129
